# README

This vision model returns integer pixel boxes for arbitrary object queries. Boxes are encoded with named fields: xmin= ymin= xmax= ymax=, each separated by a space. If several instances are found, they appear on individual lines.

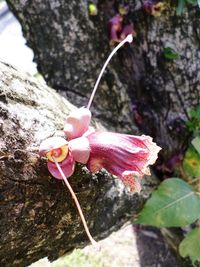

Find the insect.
xmin=39 ymin=34 xmax=161 ymax=249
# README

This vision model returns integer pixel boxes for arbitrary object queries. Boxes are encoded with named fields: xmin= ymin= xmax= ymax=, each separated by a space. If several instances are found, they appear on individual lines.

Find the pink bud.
xmin=64 ymin=108 xmax=91 ymax=140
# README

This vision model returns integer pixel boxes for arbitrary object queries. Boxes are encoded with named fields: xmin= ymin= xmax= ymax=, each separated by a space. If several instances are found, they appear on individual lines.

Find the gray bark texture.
xmin=6 ymin=0 xmax=200 ymax=164
xmin=0 ymin=61 xmax=158 ymax=267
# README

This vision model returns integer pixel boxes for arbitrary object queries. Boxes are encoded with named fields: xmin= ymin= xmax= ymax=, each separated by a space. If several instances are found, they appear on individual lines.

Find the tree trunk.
xmin=6 ymin=0 xmax=200 ymax=165
xmin=0 ymin=61 xmax=158 ymax=267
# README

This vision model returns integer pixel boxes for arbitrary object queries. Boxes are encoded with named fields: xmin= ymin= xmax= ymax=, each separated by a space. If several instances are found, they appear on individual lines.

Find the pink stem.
xmin=52 ymin=157 xmax=100 ymax=250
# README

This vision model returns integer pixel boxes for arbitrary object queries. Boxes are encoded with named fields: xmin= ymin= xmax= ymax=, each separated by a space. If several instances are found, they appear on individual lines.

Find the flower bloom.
xmin=86 ymin=131 xmax=161 ymax=192
xmin=40 ymin=108 xmax=161 ymax=192
xmin=108 ymin=13 xmax=136 ymax=46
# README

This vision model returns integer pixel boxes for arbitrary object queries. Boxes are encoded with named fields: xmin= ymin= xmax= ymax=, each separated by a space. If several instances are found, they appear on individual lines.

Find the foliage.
xmin=187 ymin=106 xmax=200 ymax=136
xmin=179 ymin=227 xmax=200 ymax=265
xmin=137 ymin=105 xmax=200 ymax=264
xmin=163 ymin=47 xmax=179 ymax=60
xmin=176 ymin=0 xmax=199 ymax=15
xmin=183 ymin=145 xmax=200 ymax=178
xmin=136 ymin=178 xmax=200 ymax=227
xmin=192 ymin=136 xmax=200 ymax=155
xmin=137 ymin=178 xmax=200 ymax=264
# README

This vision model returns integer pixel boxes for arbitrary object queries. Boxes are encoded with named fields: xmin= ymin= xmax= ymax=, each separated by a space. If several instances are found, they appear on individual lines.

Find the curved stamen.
xmin=87 ymin=34 xmax=133 ymax=110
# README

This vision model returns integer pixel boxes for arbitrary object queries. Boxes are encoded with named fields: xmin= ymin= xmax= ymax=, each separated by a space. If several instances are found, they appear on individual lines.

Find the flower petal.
xmin=47 ymin=151 xmax=75 ymax=179
xmin=86 ymin=131 xmax=161 ymax=189
xmin=64 ymin=107 xmax=91 ymax=140
xmin=39 ymin=137 xmax=68 ymax=157
xmin=122 ymin=171 xmax=142 ymax=193
xmin=68 ymin=137 xmax=90 ymax=164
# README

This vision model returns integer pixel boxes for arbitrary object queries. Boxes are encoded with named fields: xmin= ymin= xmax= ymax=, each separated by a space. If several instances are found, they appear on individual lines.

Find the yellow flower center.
xmin=46 ymin=145 xmax=69 ymax=163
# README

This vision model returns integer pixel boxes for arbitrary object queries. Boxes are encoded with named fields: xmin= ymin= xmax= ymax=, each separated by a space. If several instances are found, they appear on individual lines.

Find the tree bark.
xmin=0 ymin=61 xmax=158 ymax=267
xmin=6 ymin=0 xmax=200 ymax=165
xmin=6 ymin=0 xmax=136 ymax=134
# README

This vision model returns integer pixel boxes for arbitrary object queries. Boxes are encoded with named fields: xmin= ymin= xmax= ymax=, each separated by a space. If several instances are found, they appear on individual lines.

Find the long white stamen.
xmin=52 ymin=157 xmax=100 ymax=250
xmin=87 ymin=34 xmax=133 ymax=109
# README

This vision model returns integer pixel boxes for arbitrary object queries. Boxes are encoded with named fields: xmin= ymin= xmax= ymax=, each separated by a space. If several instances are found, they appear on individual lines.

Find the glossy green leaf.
xmin=191 ymin=136 xmax=200 ymax=155
xmin=136 ymin=178 xmax=200 ymax=227
xmin=183 ymin=146 xmax=200 ymax=178
xmin=179 ymin=227 xmax=200 ymax=264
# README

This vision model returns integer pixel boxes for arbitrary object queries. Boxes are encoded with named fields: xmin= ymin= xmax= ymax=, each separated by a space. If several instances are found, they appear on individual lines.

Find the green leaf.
xmin=179 ymin=227 xmax=200 ymax=265
xmin=163 ymin=47 xmax=179 ymax=60
xmin=189 ymin=106 xmax=200 ymax=119
xmin=183 ymin=146 xmax=200 ymax=178
xmin=187 ymin=105 xmax=200 ymax=134
xmin=176 ymin=0 xmax=185 ymax=15
xmin=136 ymin=178 xmax=200 ymax=227
xmin=192 ymin=136 xmax=200 ymax=155
xmin=186 ymin=0 xmax=198 ymax=4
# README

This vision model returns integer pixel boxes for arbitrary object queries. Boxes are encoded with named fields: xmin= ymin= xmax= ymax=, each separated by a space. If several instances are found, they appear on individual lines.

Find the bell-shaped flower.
xmin=86 ymin=131 xmax=161 ymax=192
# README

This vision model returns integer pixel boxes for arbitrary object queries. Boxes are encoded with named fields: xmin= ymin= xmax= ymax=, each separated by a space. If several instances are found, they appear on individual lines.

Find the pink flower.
xmin=39 ymin=108 xmax=91 ymax=179
xmin=40 ymin=108 xmax=161 ymax=192
xmin=39 ymin=136 xmax=74 ymax=179
xmin=86 ymin=131 xmax=161 ymax=192
xmin=108 ymin=13 xmax=136 ymax=45
xmin=108 ymin=14 xmax=123 ymax=45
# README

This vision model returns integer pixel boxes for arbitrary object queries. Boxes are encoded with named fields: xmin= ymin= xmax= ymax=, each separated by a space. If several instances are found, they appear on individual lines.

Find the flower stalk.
xmin=87 ymin=34 xmax=133 ymax=109
xmin=52 ymin=156 xmax=100 ymax=250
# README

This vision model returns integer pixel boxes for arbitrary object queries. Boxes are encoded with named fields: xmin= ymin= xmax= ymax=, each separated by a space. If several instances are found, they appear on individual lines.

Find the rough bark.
xmin=6 ymin=0 xmax=200 ymax=166
xmin=0 ymin=61 xmax=158 ymax=267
